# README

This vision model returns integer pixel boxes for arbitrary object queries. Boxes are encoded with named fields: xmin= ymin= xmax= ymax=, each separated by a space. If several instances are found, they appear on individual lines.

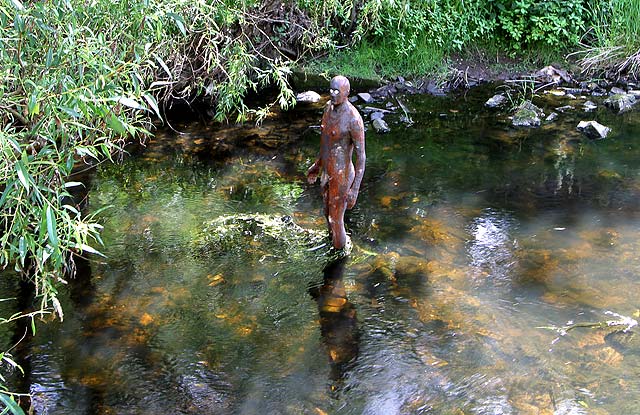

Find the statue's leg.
xmin=322 ymin=183 xmax=332 ymax=239
xmin=327 ymin=182 xmax=348 ymax=250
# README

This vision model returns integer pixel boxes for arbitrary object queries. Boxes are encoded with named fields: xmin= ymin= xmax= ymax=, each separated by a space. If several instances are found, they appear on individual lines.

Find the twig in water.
xmin=393 ymin=94 xmax=413 ymax=126
xmin=538 ymin=311 xmax=638 ymax=340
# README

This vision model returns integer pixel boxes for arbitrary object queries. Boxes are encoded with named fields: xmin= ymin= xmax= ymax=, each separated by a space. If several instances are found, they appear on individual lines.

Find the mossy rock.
xmin=196 ymin=214 xmax=347 ymax=262
xmin=604 ymin=93 xmax=637 ymax=113
xmin=512 ymin=101 xmax=544 ymax=127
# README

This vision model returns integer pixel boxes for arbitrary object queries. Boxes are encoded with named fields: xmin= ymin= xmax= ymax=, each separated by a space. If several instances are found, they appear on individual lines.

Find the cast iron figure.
xmin=307 ymin=76 xmax=366 ymax=251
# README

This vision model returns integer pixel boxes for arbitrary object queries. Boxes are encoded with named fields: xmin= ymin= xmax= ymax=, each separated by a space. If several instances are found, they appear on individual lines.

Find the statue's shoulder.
xmin=347 ymin=103 xmax=364 ymax=127
xmin=347 ymin=101 xmax=363 ymax=117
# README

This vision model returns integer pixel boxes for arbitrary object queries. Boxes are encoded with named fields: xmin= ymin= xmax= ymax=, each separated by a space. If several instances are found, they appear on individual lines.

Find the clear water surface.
xmin=7 ymin=85 xmax=640 ymax=414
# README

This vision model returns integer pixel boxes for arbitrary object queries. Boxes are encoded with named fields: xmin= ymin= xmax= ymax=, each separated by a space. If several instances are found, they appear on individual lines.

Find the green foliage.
xmin=302 ymin=0 xmax=495 ymax=56
xmin=491 ymin=0 xmax=588 ymax=52
xmin=0 ymin=0 xmax=311 ymax=315
xmin=0 ymin=0 xmax=164 ymax=321
xmin=0 ymin=0 xmax=306 ymax=398
xmin=0 ymin=135 xmax=107 ymax=312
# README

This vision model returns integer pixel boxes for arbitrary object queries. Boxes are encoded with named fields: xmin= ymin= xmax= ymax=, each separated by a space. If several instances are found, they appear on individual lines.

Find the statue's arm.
xmin=307 ymin=154 xmax=321 ymax=184
xmin=307 ymin=105 xmax=330 ymax=184
xmin=347 ymin=113 xmax=366 ymax=208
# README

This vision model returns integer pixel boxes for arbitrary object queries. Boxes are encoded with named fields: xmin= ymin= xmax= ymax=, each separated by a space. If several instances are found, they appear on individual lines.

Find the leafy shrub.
xmin=491 ymin=0 xmax=588 ymax=51
xmin=302 ymin=0 xmax=495 ymax=54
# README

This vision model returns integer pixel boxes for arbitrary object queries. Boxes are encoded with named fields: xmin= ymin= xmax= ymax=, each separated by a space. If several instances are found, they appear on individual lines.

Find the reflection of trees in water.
xmin=551 ymin=138 xmax=576 ymax=195
xmin=310 ymin=258 xmax=359 ymax=382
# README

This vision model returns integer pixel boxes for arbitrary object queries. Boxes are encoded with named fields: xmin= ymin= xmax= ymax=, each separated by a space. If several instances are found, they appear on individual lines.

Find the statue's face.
xmin=329 ymin=77 xmax=350 ymax=106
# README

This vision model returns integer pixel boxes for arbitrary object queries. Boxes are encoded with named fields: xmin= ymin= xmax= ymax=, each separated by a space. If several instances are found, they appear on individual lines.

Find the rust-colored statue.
xmin=307 ymin=76 xmax=366 ymax=251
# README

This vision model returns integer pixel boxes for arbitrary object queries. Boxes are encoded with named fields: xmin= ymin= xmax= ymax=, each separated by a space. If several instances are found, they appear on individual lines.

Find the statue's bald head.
xmin=329 ymin=75 xmax=350 ymax=105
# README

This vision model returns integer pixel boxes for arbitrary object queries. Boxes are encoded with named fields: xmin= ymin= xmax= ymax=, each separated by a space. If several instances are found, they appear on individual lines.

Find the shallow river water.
xmin=8 ymin=84 xmax=640 ymax=414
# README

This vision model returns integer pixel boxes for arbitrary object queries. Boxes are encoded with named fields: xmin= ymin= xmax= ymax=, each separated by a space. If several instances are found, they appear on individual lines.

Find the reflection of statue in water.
xmin=309 ymin=258 xmax=359 ymax=381
xmin=307 ymin=75 xmax=366 ymax=251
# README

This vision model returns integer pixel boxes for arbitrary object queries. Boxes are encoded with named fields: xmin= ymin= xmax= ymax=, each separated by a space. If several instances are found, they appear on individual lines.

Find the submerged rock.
xmin=512 ymin=101 xmax=544 ymax=127
xmin=372 ymin=118 xmax=390 ymax=133
xmin=196 ymin=214 xmax=365 ymax=262
xmin=583 ymin=100 xmax=598 ymax=111
xmin=485 ymin=93 xmax=507 ymax=108
xmin=545 ymin=112 xmax=558 ymax=122
xmin=577 ymin=120 xmax=610 ymax=139
xmin=198 ymin=214 xmax=331 ymax=259
xmin=554 ymin=105 xmax=574 ymax=113
xmin=295 ymin=91 xmax=322 ymax=104
xmin=605 ymin=330 xmax=640 ymax=354
xmin=547 ymin=89 xmax=566 ymax=96
xmin=604 ymin=93 xmax=637 ymax=113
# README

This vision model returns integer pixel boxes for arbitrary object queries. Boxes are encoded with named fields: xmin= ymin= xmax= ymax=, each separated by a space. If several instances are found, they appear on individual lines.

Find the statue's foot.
xmin=342 ymin=235 xmax=353 ymax=256
xmin=328 ymin=235 xmax=352 ymax=257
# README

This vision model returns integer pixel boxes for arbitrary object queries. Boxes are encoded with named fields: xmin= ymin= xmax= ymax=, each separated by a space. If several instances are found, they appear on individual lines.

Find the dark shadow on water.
xmin=309 ymin=257 xmax=359 ymax=383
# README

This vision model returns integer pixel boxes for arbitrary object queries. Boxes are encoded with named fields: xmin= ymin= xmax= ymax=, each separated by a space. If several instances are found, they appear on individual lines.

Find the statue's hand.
xmin=307 ymin=163 xmax=319 ymax=184
xmin=347 ymin=188 xmax=358 ymax=209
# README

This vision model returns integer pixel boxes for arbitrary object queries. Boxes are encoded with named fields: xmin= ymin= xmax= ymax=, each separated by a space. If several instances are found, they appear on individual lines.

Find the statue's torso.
xmin=320 ymin=102 xmax=357 ymax=176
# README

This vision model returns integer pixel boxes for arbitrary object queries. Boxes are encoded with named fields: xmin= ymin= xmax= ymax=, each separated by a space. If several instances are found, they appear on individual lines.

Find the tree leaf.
xmin=143 ymin=93 xmax=162 ymax=119
xmin=15 ymin=161 xmax=30 ymax=193
xmin=27 ymin=92 xmax=40 ymax=116
xmin=51 ymin=297 xmax=64 ymax=321
xmin=18 ymin=237 xmax=26 ymax=266
xmin=62 ymin=204 xmax=79 ymax=214
xmin=166 ymin=12 xmax=186 ymax=36
xmin=106 ymin=114 xmax=126 ymax=135
xmin=153 ymin=53 xmax=172 ymax=78
xmin=77 ymin=243 xmax=105 ymax=257
xmin=9 ymin=0 xmax=25 ymax=11
xmin=46 ymin=205 xmax=59 ymax=247
xmin=0 ymin=181 xmax=14 ymax=210
xmin=149 ymin=80 xmax=174 ymax=88
xmin=117 ymin=96 xmax=146 ymax=111
xmin=0 ymin=393 xmax=25 ymax=415
xmin=59 ymin=106 xmax=81 ymax=118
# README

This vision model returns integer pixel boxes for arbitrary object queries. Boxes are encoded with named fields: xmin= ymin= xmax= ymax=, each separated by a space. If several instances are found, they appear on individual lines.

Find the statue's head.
xmin=329 ymin=76 xmax=350 ymax=106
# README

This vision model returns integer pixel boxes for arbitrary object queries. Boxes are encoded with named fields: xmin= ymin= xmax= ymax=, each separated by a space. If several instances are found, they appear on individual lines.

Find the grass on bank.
xmin=300 ymin=37 xmax=449 ymax=83
xmin=300 ymin=40 xmax=574 ymax=86
xmin=577 ymin=0 xmax=640 ymax=76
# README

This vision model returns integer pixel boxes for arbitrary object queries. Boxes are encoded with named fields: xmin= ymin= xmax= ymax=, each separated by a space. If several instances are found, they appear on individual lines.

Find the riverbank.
xmin=294 ymin=46 xmax=637 ymax=98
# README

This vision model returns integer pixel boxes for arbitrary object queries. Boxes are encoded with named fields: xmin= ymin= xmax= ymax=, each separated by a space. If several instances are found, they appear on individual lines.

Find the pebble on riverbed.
xmin=485 ymin=93 xmax=507 ymax=109
xmin=545 ymin=112 xmax=558 ymax=122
